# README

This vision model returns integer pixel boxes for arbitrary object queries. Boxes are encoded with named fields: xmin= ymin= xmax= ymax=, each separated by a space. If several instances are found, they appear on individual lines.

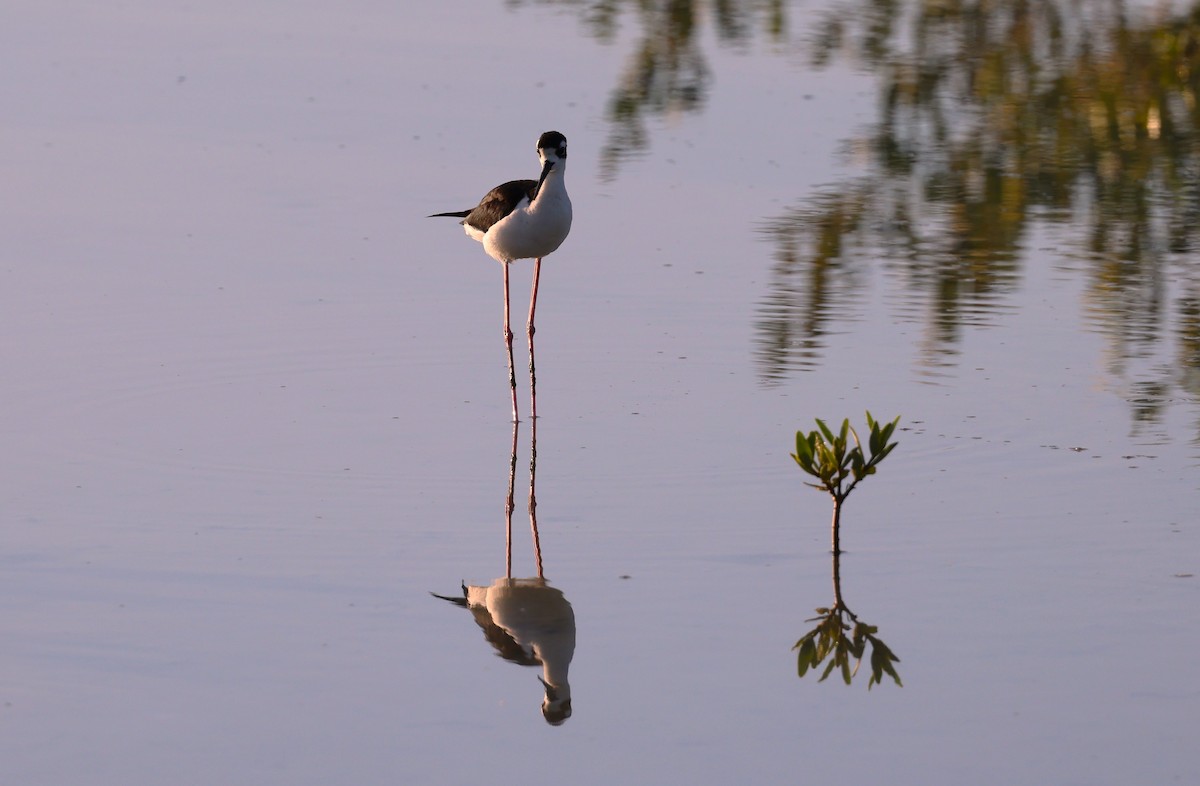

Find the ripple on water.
xmin=8 ymin=312 xmax=472 ymax=504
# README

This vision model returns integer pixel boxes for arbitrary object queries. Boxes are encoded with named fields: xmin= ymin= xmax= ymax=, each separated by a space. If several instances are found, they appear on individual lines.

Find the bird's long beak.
xmin=534 ymin=158 xmax=555 ymax=196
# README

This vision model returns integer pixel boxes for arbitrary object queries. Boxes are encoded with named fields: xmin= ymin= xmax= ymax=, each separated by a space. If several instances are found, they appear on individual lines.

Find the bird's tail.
xmin=429 ymin=582 xmax=469 ymax=607
xmin=428 ymin=210 xmax=471 ymax=218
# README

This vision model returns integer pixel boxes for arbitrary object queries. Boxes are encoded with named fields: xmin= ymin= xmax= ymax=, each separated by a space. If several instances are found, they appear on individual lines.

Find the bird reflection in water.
xmin=794 ymin=549 xmax=902 ymax=689
xmin=432 ymin=419 xmax=576 ymax=724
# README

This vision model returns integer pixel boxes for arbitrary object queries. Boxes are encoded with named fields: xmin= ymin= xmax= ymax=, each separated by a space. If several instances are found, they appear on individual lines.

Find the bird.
xmin=431 ymin=578 xmax=576 ymax=725
xmin=430 ymin=131 xmax=572 ymax=422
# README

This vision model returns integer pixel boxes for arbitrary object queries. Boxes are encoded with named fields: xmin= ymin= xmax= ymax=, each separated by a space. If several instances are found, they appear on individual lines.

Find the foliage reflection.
xmin=795 ymin=549 xmax=901 ymax=688
xmin=760 ymin=0 xmax=1200 ymax=416
xmin=509 ymin=0 xmax=788 ymax=179
xmin=510 ymin=0 xmax=1200 ymax=434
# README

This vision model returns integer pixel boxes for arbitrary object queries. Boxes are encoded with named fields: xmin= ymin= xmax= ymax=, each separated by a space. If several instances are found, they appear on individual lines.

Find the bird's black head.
xmin=537 ymin=130 xmax=568 ymax=160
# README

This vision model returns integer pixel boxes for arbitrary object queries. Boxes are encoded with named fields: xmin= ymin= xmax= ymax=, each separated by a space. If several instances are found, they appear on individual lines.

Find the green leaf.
xmin=793 ymin=629 xmax=816 ymax=648
xmin=850 ymin=451 xmax=866 ymax=475
xmin=794 ymin=431 xmax=814 ymax=465
xmin=831 ymin=421 xmax=849 ymax=465
xmin=795 ymin=637 xmax=817 ymax=677
xmin=814 ymin=440 xmax=833 ymax=467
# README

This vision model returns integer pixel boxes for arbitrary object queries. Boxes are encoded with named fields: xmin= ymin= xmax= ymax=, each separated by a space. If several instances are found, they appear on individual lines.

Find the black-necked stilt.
xmin=430 ymin=418 xmax=573 ymax=724
xmin=430 ymin=131 xmax=572 ymax=422
xmin=431 ymin=578 xmax=576 ymax=724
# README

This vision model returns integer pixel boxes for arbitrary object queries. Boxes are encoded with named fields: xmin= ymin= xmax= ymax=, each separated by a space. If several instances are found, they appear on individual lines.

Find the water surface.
xmin=3 ymin=1 xmax=1198 ymax=784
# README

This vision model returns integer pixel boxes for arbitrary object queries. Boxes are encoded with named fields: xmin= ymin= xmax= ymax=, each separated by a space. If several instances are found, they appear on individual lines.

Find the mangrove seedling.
xmin=791 ymin=411 xmax=899 ymax=554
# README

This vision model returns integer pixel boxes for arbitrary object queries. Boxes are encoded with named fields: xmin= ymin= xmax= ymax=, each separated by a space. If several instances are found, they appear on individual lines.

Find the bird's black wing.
xmin=461 ymin=179 xmax=538 ymax=234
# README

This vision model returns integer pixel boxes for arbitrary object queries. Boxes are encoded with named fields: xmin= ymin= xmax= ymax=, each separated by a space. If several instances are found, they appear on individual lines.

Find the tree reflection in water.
xmin=511 ymin=0 xmax=1200 ymax=436
xmin=761 ymin=0 xmax=1200 ymax=428
xmin=509 ymin=0 xmax=788 ymax=180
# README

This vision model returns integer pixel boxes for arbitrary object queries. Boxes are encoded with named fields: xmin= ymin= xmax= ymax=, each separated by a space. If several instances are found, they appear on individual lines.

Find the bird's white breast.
xmin=483 ymin=178 xmax=572 ymax=263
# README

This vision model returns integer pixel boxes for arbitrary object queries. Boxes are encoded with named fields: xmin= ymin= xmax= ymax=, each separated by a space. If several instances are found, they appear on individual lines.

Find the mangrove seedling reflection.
xmin=794 ymin=550 xmax=901 ymax=688
xmin=791 ymin=412 xmax=899 ymax=554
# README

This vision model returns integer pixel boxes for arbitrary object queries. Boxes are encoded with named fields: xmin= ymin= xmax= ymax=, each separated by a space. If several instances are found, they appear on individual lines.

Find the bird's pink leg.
xmin=503 ymin=262 xmax=518 ymax=422
xmin=505 ymin=419 xmax=518 ymax=578
xmin=529 ymin=415 xmax=543 ymax=579
xmin=527 ymin=256 xmax=542 ymax=420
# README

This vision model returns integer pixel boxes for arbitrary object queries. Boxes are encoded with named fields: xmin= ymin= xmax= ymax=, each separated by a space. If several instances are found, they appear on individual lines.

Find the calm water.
xmin=4 ymin=1 xmax=1198 ymax=784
